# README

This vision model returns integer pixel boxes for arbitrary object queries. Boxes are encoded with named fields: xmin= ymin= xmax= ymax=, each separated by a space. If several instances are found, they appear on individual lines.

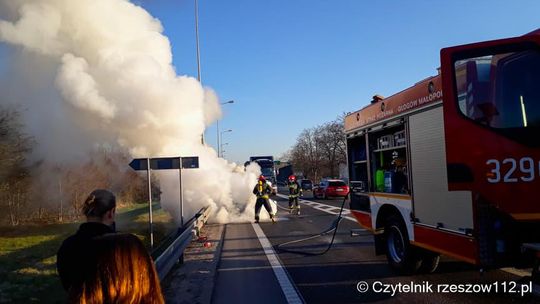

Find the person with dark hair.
xmin=68 ymin=233 xmax=164 ymax=304
xmin=57 ymin=189 xmax=117 ymax=291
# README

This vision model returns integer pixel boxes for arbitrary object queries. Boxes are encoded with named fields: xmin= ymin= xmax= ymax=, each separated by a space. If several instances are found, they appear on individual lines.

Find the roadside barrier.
xmin=153 ymin=206 xmax=212 ymax=279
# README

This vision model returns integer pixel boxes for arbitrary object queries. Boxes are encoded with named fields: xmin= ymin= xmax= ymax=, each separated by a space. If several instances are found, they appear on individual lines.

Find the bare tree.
xmin=318 ymin=119 xmax=346 ymax=177
xmin=291 ymin=128 xmax=321 ymax=181
xmin=289 ymin=116 xmax=346 ymax=183
xmin=0 ymin=107 xmax=34 ymax=226
xmin=0 ymin=107 xmax=158 ymax=226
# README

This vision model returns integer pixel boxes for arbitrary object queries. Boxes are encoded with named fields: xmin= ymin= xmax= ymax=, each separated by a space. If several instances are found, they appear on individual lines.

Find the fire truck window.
xmin=455 ymin=50 xmax=540 ymax=129
xmin=454 ymin=57 xmax=494 ymax=125
xmin=454 ymin=50 xmax=540 ymax=146
xmin=494 ymin=50 xmax=540 ymax=128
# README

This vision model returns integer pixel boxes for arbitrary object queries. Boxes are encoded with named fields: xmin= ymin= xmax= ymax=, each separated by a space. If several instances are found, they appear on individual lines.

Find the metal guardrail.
xmin=154 ymin=206 xmax=212 ymax=280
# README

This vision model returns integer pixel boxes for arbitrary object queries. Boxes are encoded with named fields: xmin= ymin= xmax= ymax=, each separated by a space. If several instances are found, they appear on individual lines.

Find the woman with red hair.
xmin=69 ymin=233 xmax=164 ymax=304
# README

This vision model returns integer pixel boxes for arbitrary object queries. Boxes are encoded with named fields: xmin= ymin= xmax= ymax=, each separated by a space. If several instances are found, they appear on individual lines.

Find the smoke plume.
xmin=0 ymin=0 xmax=265 ymax=223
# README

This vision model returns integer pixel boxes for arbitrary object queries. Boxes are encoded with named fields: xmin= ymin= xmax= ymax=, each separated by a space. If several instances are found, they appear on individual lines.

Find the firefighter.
xmin=287 ymin=175 xmax=302 ymax=215
xmin=253 ymin=175 xmax=276 ymax=223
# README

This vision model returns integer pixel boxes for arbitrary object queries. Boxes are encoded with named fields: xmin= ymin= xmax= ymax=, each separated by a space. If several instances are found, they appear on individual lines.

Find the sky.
xmin=133 ymin=0 xmax=540 ymax=164
xmin=4 ymin=0 xmax=540 ymax=165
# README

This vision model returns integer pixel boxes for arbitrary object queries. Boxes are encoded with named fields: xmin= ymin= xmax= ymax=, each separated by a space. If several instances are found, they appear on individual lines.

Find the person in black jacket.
xmin=56 ymin=189 xmax=117 ymax=292
xmin=253 ymin=175 xmax=275 ymax=223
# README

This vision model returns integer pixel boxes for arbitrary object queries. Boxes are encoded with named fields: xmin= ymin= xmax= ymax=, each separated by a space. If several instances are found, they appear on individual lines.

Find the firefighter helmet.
xmin=288 ymin=175 xmax=296 ymax=182
xmin=258 ymin=175 xmax=266 ymax=182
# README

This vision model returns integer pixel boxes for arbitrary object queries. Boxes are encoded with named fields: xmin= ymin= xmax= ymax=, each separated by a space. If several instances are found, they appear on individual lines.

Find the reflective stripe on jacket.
xmin=288 ymin=181 xmax=302 ymax=197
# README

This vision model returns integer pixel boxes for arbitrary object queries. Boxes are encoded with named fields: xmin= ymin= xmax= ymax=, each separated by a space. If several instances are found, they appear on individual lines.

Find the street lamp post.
xmin=195 ymin=0 xmax=205 ymax=144
xmin=220 ymin=142 xmax=229 ymax=158
xmin=195 ymin=0 xmax=201 ymax=83
xmin=217 ymin=100 xmax=234 ymax=157
xmin=220 ymin=129 xmax=232 ymax=158
xmin=193 ymin=1 xmax=234 ymax=148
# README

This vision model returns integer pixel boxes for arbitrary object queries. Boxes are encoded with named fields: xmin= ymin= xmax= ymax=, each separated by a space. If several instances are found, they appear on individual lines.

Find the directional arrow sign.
xmin=130 ymin=157 xmax=199 ymax=171
xmin=129 ymin=158 xmax=148 ymax=171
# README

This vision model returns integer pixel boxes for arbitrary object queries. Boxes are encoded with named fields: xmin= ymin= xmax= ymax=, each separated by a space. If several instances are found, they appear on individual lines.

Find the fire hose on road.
xmin=276 ymin=193 xmax=348 ymax=256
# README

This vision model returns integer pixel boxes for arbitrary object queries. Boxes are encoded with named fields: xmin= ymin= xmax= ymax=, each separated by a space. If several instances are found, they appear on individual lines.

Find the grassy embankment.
xmin=0 ymin=202 xmax=176 ymax=303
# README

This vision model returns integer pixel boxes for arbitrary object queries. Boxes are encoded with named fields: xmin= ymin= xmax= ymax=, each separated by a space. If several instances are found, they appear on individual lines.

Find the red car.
xmin=313 ymin=179 xmax=349 ymax=199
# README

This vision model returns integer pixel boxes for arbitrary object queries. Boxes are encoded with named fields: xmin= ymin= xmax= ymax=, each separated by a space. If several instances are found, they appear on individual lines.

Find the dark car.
xmin=313 ymin=179 xmax=349 ymax=199
xmin=299 ymin=179 xmax=313 ymax=191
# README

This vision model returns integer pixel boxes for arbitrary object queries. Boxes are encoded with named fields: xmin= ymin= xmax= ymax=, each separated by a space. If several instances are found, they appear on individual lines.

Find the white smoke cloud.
xmin=56 ymin=53 xmax=117 ymax=119
xmin=203 ymin=88 xmax=222 ymax=127
xmin=0 ymin=0 xmax=258 ymax=223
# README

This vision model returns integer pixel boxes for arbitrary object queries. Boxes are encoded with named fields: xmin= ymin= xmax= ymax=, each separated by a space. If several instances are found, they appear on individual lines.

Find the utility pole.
xmin=217 ymin=100 xmax=234 ymax=156
xmin=195 ymin=0 xmax=205 ymax=144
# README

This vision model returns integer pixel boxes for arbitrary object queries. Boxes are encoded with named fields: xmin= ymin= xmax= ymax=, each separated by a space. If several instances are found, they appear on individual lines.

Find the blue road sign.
xmin=181 ymin=156 xmax=199 ymax=169
xmin=151 ymin=157 xmax=181 ymax=170
xmin=129 ymin=158 xmax=148 ymax=171
xmin=130 ymin=157 xmax=199 ymax=171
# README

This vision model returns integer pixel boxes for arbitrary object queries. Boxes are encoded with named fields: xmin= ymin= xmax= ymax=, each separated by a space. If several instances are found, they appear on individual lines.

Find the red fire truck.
xmin=345 ymin=29 xmax=540 ymax=276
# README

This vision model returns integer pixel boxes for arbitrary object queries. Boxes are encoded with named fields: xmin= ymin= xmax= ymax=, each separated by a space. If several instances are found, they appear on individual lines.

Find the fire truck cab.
xmin=345 ymin=29 xmax=540 ymax=276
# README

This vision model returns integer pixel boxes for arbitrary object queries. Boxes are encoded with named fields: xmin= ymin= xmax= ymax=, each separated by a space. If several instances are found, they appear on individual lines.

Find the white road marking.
xmin=251 ymin=223 xmax=304 ymax=304
xmin=276 ymin=194 xmax=357 ymax=222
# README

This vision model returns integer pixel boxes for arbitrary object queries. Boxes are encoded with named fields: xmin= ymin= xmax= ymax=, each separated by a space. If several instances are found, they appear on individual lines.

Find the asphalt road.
xmin=212 ymin=190 xmax=538 ymax=303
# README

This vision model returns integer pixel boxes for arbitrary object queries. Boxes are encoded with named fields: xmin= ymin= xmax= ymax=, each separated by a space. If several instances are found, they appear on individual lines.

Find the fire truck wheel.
xmin=385 ymin=215 xmax=421 ymax=273
xmin=419 ymin=251 xmax=440 ymax=273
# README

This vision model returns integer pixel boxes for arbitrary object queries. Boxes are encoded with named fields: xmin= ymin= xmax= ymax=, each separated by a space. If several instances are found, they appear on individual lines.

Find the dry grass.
xmin=0 ymin=202 xmax=177 ymax=303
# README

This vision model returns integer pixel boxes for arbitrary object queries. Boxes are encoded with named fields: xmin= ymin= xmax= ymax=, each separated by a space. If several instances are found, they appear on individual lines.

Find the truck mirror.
xmin=453 ymin=56 xmax=494 ymax=125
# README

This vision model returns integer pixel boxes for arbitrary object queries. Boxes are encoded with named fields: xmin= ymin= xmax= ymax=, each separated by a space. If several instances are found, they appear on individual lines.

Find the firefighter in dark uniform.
xmin=253 ymin=175 xmax=276 ymax=223
xmin=287 ymin=175 xmax=302 ymax=215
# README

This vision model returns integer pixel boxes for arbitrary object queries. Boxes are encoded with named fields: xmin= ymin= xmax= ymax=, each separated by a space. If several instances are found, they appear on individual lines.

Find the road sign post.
xmin=130 ymin=156 xmax=200 ymax=244
xmin=178 ymin=157 xmax=184 ymax=227
xmin=146 ymin=158 xmax=154 ymax=248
